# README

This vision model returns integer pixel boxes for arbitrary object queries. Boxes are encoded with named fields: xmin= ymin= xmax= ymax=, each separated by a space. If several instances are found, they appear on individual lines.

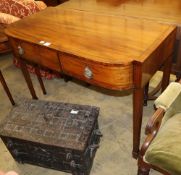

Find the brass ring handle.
xmin=18 ymin=45 xmax=24 ymax=55
xmin=84 ymin=66 xmax=93 ymax=79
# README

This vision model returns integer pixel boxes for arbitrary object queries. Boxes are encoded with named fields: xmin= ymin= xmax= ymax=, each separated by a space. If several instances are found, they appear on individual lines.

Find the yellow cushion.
xmin=154 ymin=82 xmax=181 ymax=111
xmin=0 ymin=12 xmax=20 ymax=24
xmin=145 ymin=113 xmax=181 ymax=175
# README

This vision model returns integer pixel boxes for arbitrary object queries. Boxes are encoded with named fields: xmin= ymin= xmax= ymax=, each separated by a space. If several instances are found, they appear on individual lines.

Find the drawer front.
xmin=60 ymin=53 xmax=133 ymax=90
xmin=9 ymin=38 xmax=61 ymax=72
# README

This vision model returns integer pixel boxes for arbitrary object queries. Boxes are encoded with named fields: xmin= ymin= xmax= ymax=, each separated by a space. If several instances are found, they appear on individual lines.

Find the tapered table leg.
xmin=132 ymin=61 xmax=144 ymax=159
xmin=161 ymin=55 xmax=172 ymax=92
xmin=18 ymin=58 xmax=38 ymax=99
xmin=143 ymin=82 xmax=149 ymax=106
xmin=0 ymin=70 xmax=15 ymax=105
xmin=132 ymin=87 xmax=144 ymax=159
xmin=132 ymin=54 xmax=172 ymax=159
xmin=35 ymin=66 xmax=47 ymax=95
xmin=175 ymin=39 xmax=181 ymax=80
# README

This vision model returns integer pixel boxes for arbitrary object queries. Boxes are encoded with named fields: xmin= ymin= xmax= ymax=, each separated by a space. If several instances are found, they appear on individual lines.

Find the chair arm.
xmin=139 ymin=108 xmax=165 ymax=157
xmin=141 ymin=80 xmax=181 ymax=156
xmin=154 ymin=82 xmax=181 ymax=111
xmin=145 ymin=107 xmax=165 ymax=135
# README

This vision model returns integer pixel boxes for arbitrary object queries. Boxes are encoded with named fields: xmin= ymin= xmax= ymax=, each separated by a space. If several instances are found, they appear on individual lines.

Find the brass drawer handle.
xmin=18 ymin=45 xmax=24 ymax=55
xmin=84 ymin=66 xmax=93 ymax=79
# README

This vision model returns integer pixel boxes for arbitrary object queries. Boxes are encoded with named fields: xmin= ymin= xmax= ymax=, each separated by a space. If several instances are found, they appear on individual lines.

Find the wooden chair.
xmin=138 ymin=80 xmax=181 ymax=175
xmin=0 ymin=70 xmax=15 ymax=105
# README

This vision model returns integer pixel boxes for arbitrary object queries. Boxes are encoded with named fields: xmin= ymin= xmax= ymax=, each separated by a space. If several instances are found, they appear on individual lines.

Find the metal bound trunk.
xmin=0 ymin=98 xmax=102 ymax=175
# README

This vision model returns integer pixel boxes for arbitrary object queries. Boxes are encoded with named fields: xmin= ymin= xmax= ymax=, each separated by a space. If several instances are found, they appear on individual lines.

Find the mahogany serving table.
xmin=5 ymin=7 xmax=176 ymax=158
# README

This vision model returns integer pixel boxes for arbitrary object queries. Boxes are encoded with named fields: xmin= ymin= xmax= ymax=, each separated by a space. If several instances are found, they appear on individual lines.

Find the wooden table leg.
xmin=175 ymin=37 xmax=181 ymax=80
xmin=18 ymin=58 xmax=38 ymax=99
xmin=132 ymin=62 xmax=144 ymax=159
xmin=132 ymin=54 xmax=172 ymax=159
xmin=0 ymin=70 xmax=15 ymax=105
xmin=132 ymin=87 xmax=144 ymax=159
xmin=161 ymin=55 xmax=172 ymax=92
xmin=35 ymin=66 xmax=47 ymax=95
xmin=143 ymin=82 xmax=149 ymax=106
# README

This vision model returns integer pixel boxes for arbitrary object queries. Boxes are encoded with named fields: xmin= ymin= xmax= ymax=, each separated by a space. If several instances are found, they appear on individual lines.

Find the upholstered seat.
xmin=145 ymin=113 xmax=181 ymax=175
xmin=138 ymin=81 xmax=181 ymax=175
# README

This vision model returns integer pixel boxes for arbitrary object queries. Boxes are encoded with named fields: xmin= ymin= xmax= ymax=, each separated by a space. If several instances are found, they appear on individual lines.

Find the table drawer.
xmin=9 ymin=38 xmax=61 ymax=72
xmin=60 ymin=53 xmax=133 ymax=90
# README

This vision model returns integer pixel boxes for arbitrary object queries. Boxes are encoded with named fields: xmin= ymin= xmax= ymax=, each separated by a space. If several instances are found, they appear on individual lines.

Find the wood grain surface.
xmin=6 ymin=8 xmax=176 ymax=89
xmin=60 ymin=0 xmax=181 ymax=25
xmin=6 ymin=8 xmax=175 ymax=64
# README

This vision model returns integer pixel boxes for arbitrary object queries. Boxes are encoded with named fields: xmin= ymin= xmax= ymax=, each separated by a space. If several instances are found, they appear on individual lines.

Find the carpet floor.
xmin=1 ymin=53 xmax=174 ymax=175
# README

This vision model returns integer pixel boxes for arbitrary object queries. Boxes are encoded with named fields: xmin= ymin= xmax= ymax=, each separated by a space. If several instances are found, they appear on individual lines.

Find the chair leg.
xmin=137 ymin=158 xmax=151 ymax=175
xmin=137 ymin=167 xmax=150 ymax=175
xmin=0 ymin=71 xmax=15 ymax=105
xmin=34 ymin=66 xmax=47 ymax=95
